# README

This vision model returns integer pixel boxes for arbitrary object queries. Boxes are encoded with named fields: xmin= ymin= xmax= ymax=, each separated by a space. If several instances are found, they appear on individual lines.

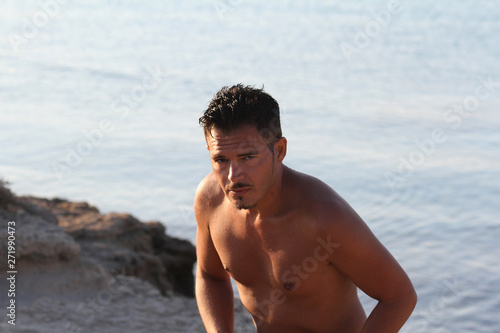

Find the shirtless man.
xmin=195 ymin=84 xmax=417 ymax=333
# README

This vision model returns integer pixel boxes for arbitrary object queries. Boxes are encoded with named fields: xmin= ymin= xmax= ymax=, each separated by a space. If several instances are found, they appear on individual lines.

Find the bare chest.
xmin=209 ymin=213 xmax=341 ymax=294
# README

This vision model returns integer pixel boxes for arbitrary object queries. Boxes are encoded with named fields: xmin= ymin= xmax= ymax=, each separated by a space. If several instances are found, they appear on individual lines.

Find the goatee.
xmin=235 ymin=198 xmax=257 ymax=210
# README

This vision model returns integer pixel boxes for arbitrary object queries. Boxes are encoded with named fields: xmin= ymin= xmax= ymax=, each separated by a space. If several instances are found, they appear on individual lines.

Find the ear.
xmin=274 ymin=137 xmax=287 ymax=162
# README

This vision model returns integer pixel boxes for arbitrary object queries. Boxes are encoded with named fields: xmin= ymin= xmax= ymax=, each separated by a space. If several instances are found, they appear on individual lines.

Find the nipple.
xmin=283 ymin=282 xmax=295 ymax=291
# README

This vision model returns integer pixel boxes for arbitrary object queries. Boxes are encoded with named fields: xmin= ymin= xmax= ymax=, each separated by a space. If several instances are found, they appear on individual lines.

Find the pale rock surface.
xmin=0 ymin=276 xmax=255 ymax=333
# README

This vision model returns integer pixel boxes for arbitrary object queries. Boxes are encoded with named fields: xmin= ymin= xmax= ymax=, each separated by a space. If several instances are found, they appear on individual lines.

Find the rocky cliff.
xmin=0 ymin=182 xmax=196 ymax=302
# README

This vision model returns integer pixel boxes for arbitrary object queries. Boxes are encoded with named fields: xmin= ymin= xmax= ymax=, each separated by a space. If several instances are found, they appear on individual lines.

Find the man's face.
xmin=206 ymin=125 xmax=280 ymax=210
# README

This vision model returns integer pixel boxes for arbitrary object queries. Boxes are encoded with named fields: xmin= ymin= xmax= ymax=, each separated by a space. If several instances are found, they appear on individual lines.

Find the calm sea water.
xmin=1 ymin=0 xmax=499 ymax=331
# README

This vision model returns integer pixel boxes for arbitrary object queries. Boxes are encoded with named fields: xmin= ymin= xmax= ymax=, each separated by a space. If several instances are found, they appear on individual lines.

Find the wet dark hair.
xmin=199 ymin=84 xmax=282 ymax=149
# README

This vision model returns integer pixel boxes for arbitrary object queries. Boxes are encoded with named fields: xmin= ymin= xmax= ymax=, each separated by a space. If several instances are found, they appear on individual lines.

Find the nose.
xmin=228 ymin=161 xmax=244 ymax=182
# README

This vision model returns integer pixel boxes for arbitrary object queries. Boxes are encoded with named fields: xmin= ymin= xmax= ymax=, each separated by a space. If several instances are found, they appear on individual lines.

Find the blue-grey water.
xmin=1 ymin=0 xmax=499 ymax=332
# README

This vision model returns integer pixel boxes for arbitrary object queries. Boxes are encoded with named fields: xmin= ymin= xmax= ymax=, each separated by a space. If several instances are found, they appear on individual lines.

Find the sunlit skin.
xmin=207 ymin=125 xmax=282 ymax=212
xmin=195 ymin=125 xmax=417 ymax=333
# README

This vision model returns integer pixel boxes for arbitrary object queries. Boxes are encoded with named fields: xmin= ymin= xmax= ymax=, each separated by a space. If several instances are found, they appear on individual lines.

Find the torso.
xmin=204 ymin=167 xmax=367 ymax=332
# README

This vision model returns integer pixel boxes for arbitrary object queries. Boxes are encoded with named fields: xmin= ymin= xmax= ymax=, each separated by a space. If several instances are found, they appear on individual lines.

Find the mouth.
xmin=227 ymin=184 xmax=252 ymax=196
xmin=229 ymin=188 xmax=251 ymax=196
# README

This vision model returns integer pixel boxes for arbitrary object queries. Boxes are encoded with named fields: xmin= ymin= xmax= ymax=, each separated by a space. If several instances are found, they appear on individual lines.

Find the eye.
xmin=243 ymin=155 xmax=255 ymax=160
xmin=214 ymin=158 xmax=227 ymax=163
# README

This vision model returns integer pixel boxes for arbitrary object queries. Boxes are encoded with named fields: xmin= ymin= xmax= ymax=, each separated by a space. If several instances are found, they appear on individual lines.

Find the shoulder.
xmin=286 ymin=167 xmax=359 ymax=232
xmin=286 ymin=167 xmax=347 ymax=211
xmin=194 ymin=172 xmax=224 ymax=220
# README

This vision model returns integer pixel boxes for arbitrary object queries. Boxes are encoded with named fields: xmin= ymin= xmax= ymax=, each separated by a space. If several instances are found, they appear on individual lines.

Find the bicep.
xmin=194 ymin=196 xmax=229 ymax=282
xmin=196 ymin=224 xmax=229 ymax=281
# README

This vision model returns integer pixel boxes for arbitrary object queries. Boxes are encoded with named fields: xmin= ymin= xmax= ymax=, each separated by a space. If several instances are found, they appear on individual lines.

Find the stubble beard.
xmin=227 ymin=186 xmax=257 ymax=210
xmin=235 ymin=198 xmax=257 ymax=210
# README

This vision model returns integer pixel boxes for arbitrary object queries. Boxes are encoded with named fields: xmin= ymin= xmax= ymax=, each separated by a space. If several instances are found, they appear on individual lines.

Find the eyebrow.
xmin=211 ymin=151 xmax=258 ymax=160
xmin=237 ymin=151 xmax=258 ymax=157
xmin=211 ymin=154 xmax=224 ymax=160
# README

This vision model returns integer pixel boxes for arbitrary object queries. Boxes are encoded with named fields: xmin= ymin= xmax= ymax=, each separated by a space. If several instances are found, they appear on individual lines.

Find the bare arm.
xmin=195 ymin=181 xmax=235 ymax=333
xmin=325 ymin=198 xmax=417 ymax=332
